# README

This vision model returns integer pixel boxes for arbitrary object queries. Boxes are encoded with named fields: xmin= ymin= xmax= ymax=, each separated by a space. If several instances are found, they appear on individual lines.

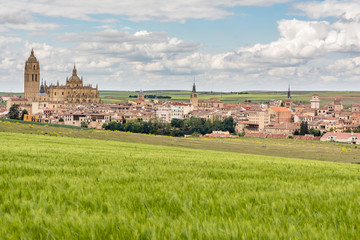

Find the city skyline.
xmin=1 ymin=0 xmax=360 ymax=92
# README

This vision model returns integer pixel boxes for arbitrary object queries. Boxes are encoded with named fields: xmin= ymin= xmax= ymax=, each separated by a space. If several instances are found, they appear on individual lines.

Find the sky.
xmin=1 ymin=0 xmax=360 ymax=92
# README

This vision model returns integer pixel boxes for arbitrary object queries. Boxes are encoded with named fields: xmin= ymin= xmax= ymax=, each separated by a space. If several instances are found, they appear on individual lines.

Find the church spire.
xmin=287 ymin=85 xmax=291 ymax=100
xmin=73 ymin=64 xmax=77 ymax=76
xmin=31 ymin=48 xmax=34 ymax=56
xmin=39 ymin=79 xmax=45 ymax=93
xmin=192 ymin=77 xmax=196 ymax=93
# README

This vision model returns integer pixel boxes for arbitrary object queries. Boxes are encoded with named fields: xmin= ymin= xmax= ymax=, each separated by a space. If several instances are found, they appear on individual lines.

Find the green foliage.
xmin=7 ymin=104 xmax=20 ymax=120
xmin=171 ymin=118 xmax=184 ymax=128
xmin=59 ymin=118 xmax=64 ymax=122
xmin=1 ymin=132 xmax=360 ymax=239
xmin=20 ymin=109 xmax=28 ymax=120
xmin=222 ymin=117 xmax=235 ymax=133
xmin=344 ymin=126 xmax=360 ymax=133
xmin=129 ymin=94 xmax=171 ymax=99
xmin=103 ymin=117 xmax=236 ymax=137
xmin=300 ymin=121 xmax=309 ymax=135
xmin=81 ymin=121 xmax=88 ymax=128
xmin=309 ymin=128 xmax=322 ymax=136
xmin=238 ymin=131 xmax=245 ymax=137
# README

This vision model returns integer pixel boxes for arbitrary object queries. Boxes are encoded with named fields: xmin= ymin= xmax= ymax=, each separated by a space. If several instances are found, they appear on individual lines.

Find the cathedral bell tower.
xmin=24 ymin=49 xmax=40 ymax=101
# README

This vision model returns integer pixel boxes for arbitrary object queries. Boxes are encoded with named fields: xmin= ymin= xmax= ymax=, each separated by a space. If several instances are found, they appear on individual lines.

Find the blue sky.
xmin=1 ymin=0 xmax=360 ymax=92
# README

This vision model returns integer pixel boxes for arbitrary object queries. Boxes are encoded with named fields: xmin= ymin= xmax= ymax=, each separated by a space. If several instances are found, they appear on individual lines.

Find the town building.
xmin=268 ymin=106 xmax=292 ymax=123
xmin=310 ymin=94 xmax=320 ymax=109
xmin=321 ymin=132 xmax=360 ymax=144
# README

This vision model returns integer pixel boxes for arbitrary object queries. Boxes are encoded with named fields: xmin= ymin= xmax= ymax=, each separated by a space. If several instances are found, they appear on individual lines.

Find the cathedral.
xmin=24 ymin=49 xmax=101 ymax=105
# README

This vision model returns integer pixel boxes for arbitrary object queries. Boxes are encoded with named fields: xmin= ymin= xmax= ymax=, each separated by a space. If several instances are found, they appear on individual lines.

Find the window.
xmin=34 ymin=65 xmax=35 ymax=70
xmin=35 ymin=75 xmax=37 ymax=81
xmin=54 ymin=92 xmax=56 ymax=96
xmin=62 ymin=92 xmax=64 ymax=95
xmin=32 ymin=74 xmax=34 ymax=81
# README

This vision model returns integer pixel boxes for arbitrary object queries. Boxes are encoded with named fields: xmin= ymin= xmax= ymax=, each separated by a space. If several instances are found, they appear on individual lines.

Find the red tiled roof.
xmin=270 ymin=106 xmax=290 ymax=112
xmin=321 ymin=132 xmax=360 ymax=140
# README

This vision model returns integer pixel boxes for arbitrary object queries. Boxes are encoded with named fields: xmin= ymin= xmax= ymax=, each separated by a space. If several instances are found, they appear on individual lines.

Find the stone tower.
xmin=137 ymin=89 xmax=144 ymax=101
xmin=310 ymin=94 xmax=320 ymax=109
xmin=190 ymin=82 xmax=198 ymax=108
xmin=24 ymin=49 xmax=40 ymax=101
xmin=284 ymin=85 xmax=293 ymax=110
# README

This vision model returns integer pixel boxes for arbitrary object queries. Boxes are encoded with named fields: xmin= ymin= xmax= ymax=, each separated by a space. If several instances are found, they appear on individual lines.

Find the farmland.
xmin=3 ymin=90 xmax=360 ymax=106
xmin=98 ymin=90 xmax=360 ymax=106
xmin=1 ymin=120 xmax=360 ymax=163
xmin=1 ymin=131 xmax=360 ymax=239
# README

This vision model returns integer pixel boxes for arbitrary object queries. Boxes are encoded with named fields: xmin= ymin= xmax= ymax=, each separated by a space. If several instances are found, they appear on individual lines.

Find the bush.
xmin=81 ymin=121 xmax=88 ymax=128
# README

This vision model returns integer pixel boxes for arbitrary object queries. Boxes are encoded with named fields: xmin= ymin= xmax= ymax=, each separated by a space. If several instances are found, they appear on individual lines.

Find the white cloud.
xmin=3 ymin=0 xmax=360 ymax=92
xmin=57 ymin=29 xmax=201 ymax=62
xmin=1 ymin=0 xmax=291 ymax=23
xmin=0 ymin=11 xmax=59 ymax=31
xmin=294 ymin=0 xmax=360 ymax=21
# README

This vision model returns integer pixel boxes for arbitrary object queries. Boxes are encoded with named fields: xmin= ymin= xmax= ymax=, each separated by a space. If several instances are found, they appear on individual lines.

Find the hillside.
xmin=0 ymin=120 xmax=359 ymax=163
xmin=1 ymin=132 xmax=360 ymax=239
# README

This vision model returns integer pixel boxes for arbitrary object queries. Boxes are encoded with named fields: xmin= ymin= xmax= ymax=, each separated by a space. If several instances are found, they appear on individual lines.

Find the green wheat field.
xmin=1 ymin=123 xmax=360 ymax=238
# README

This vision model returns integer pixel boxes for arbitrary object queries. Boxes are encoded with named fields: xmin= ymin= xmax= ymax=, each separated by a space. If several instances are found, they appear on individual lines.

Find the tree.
xmin=7 ymin=104 xmax=20 ymax=120
xmin=170 ymin=128 xmax=184 ymax=137
xmin=309 ymin=128 xmax=321 ymax=136
xmin=122 ymin=116 xmax=126 ymax=124
xmin=222 ymin=117 xmax=235 ymax=133
xmin=59 ymin=118 xmax=64 ymax=122
xmin=300 ymin=121 xmax=309 ymax=135
xmin=212 ymin=119 xmax=222 ymax=131
xmin=171 ymin=118 xmax=184 ymax=128
xmin=81 ymin=121 xmax=88 ymax=128
xmin=20 ymin=109 xmax=28 ymax=120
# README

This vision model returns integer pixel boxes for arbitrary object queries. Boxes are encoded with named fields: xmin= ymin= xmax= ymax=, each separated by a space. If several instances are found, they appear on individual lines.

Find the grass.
xmin=1 ymin=131 xmax=360 ymax=239
xmin=98 ymin=90 xmax=360 ymax=105
xmin=1 ymin=120 xmax=360 ymax=163
xmin=4 ymin=119 xmax=85 ymax=130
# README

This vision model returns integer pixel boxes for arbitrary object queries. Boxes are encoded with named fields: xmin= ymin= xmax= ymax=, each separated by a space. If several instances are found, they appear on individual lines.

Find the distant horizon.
xmin=2 ymin=89 xmax=360 ymax=94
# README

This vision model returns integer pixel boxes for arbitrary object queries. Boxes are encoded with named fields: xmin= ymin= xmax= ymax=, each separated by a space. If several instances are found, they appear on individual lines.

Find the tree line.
xmin=102 ymin=117 xmax=236 ymax=137
xmin=128 ymin=95 xmax=171 ymax=99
